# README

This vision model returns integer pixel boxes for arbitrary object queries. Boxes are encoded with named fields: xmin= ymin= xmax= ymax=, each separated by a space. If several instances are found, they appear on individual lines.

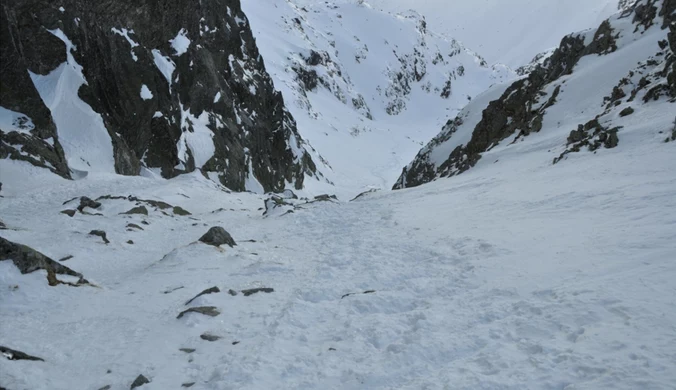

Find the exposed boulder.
xmin=200 ymin=333 xmax=221 ymax=342
xmin=0 ymin=345 xmax=44 ymax=361
xmin=172 ymin=206 xmax=191 ymax=216
xmin=0 ymin=237 xmax=89 ymax=285
xmin=61 ymin=209 xmax=76 ymax=217
xmin=77 ymin=197 xmax=102 ymax=212
xmin=199 ymin=227 xmax=236 ymax=247
xmin=130 ymin=374 xmax=150 ymax=389
xmin=185 ymin=286 xmax=220 ymax=305
xmin=89 ymin=230 xmax=110 ymax=244
xmin=122 ymin=206 xmax=148 ymax=216
xmin=241 ymin=287 xmax=274 ymax=296
xmin=177 ymin=306 xmax=221 ymax=319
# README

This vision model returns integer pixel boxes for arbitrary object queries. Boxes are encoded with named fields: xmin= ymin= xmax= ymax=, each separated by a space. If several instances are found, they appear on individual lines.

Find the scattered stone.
xmin=163 ymin=286 xmax=184 ymax=294
xmin=182 ymin=383 xmax=195 ymax=388
xmin=0 ymin=237 xmax=89 ymax=286
xmin=281 ymin=189 xmax=298 ymax=199
xmin=177 ymin=306 xmax=221 ymax=319
xmin=130 ymin=374 xmax=150 ymax=389
xmin=199 ymin=227 xmax=236 ymax=247
xmin=143 ymin=199 xmax=172 ymax=210
xmin=341 ymin=290 xmax=376 ymax=299
xmin=0 ymin=346 xmax=44 ymax=361
xmin=179 ymin=348 xmax=196 ymax=353
xmin=173 ymin=206 xmax=192 ymax=216
xmin=98 ymin=386 xmax=111 ymax=390
xmin=126 ymin=223 xmax=144 ymax=231
xmin=89 ymin=230 xmax=110 ymax=244
xmin=77 ymin=197 xmax=102 ymax=212
xmin=58 ymin=255 xmax=74 ymax=262
xmin=200 ymin=333 xmax=221 ymax=342
xmin=228 ymin=289 xmax=238 ymax=296
xmin=350 ymin=189 xmax=378 ymax=202
xmin=60 ymin=209 xmax=77 ymax=217
xmin=328 ymin=347 xmax=336 ymax=351
xmin=62 ymin=196 xmax=79 ymax=205
xmin=141 ymin=220 xmax=150 ymax=225
xmin=619 ymin=106 xmax=635 ymax=117
xmin=241 ymin=287 xmax=274 ymax=297
xmin=121 ymin=206 xmax=149 ymax=216
xmin=314 ymin=194 xmax=338 ymax=202
xmin=127 ymin=240 xmax=134 ymax=245
xmin=185 ymin=286 xmax=220 ymax=305
xmin=232 ymin=341 xmax=240 ymax=345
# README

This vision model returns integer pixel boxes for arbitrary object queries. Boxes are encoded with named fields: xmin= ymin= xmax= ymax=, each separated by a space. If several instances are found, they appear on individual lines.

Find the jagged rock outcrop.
xmin=0 ymin=0 xmax=317 ymax=192
xmin=394 ymin=0 xmax=676 ymax=189
xmin=0 ymin=236 xmax=89 ymax=285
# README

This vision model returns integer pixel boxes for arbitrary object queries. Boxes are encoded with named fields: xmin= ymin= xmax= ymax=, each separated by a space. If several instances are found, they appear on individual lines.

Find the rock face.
xmin=0 ymin=0 xmax=317 ymax=192
xmin=394 ymin=0 xmax=676 ymax=189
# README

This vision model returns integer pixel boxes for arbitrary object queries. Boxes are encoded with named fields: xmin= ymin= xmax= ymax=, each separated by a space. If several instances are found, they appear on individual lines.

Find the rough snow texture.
xmin=242 ymin=0 xmax=515 ymax=198
xmin=1 ymin=129 xmax=675 ymax=388
xmin=0 ymin=0 xmax=317 ymax=192
xmin=395 ymin=0 xmax=676 ymax=189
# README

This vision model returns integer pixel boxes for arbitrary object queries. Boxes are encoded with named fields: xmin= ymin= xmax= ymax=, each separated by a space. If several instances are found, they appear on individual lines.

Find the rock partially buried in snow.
xmin=130 ymin=374 xmax=150 ymax=389
xmin=89 ymin=230 xmax=110 ymax=244
xmin=185 ymin=286 xmax=220 ymax=305
xmin=177 ymin=306 xmax=221 ymax=319
xmin=179 ymin=348 xmax=196 ymax=353
xmin=199 ymin=227 xmax=236 ymax=247
xmin=314 ymin=194 xmax=338 ymax=202
xmin=60 ymin=209 xmax=76 ymax=217
xmin=200 ymin=333 xmax=222 ymax=342
xmin=77 ymin=197 xmax=102 ymax=212
xmin=182 ymin=383 xmax=195 ymax=388
xmin=0 ymin=345 xmax=44 ymax=361
xmin=172 ymin=206 xmax=191 ymax=216
xmin=121 ymin=206 xmax=149 ymax=216
xmin=241 ymin=287 xmax=274 ymax=296
xmin=0 ymin=237 xmax=89 ymax=285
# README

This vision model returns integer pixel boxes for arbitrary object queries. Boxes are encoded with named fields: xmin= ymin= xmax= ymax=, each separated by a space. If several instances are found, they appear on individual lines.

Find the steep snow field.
xmin=2 ymin=120 xmax=675 ymax=389
xmin=242 ymin=0 xmax=514 ymax=198
xmin=368 ymin=0 xmax=621 ymax=68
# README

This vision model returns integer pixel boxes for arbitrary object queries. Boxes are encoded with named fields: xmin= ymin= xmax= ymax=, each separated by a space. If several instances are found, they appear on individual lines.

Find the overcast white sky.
xmin=367 ymin=0 xmax=620 ymax=68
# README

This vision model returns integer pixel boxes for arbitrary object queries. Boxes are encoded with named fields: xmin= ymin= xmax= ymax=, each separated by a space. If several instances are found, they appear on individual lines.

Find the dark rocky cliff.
xmin=394 ymin=0 xmax=675 ymax=189
xmin=0 ymin=0 xmax=317 ymax=192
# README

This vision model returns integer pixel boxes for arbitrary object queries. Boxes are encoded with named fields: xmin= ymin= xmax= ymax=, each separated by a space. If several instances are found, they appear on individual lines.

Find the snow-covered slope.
xmin=368 ymin=0 xmax=623 ymax=68
xmin=2 ymin=121 xmax=675 ymax=388
xmin=242 ymin=0 xmax=515 ymax=197
xmin=396 ymin=0 xmax=675 ymax=189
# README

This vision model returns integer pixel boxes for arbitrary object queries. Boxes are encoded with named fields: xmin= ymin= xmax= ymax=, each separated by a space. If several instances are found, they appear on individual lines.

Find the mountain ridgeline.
xmin=0 ymin=0 xmax=317 ymax=192
xmin=394 ymin=0 xmax=675 ymax=189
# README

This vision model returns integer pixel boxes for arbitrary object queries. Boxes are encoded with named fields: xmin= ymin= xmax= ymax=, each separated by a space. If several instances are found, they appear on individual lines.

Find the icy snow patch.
xmin=176 ymin=104 xmax=215 ymax=168
xmin=140 ymin=84 xmax=153 ymax=100
xmin=170 ymin=28 xmax=191 ymax=56
xmin=0 ymin=107 xmax=35 ymax=135
xmin=29 ymin=29 xmax=115 ymax=173
xmin=152 ymin=50 xmax=176 ymax=88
